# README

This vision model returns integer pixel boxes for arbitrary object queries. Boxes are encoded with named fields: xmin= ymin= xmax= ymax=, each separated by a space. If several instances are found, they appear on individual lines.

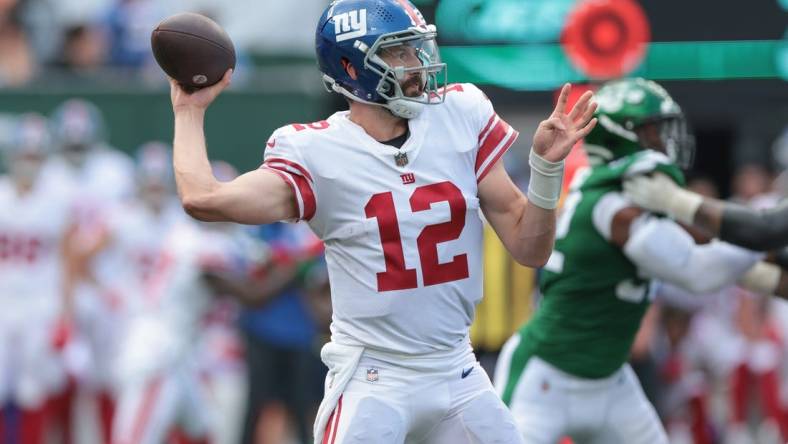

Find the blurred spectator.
xmin=0 ymin=0 xmax=35 ymax=87
xmin=106 ymin=0 xmax=178 ymax=68
xmin=730 ymin=164 xmax=773 ymax=204
xmin=55 ymin=24 xmax=108 ymax=74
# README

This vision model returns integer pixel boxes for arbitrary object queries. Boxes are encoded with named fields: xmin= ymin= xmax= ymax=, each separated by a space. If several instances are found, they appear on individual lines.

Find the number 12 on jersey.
xmin=365 ymin=181 xmax=469 ymax=292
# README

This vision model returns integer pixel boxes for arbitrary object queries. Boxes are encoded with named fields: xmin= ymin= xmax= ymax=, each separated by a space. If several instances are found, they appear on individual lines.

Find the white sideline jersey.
xmin=0 ymin=177 xmax=73 ymax=317
xmin=262 ymin=83 xmax=518 ymax=354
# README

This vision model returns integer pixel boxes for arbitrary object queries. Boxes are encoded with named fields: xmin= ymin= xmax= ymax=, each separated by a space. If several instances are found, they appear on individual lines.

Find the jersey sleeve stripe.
xmin=291 ymin=173 xmax=317 ymax=220
xmin=475 ymin=118 xmax=512 ymax=173
xmin=261 ymin=166 xmax=306 ymax=220
xmin=264 ymin=157 xmax=314 ymax=183
xmin=476 ymin=128 xmax=519 ymax=183
xmin=477 ymin=114 xmax=497 ymax=143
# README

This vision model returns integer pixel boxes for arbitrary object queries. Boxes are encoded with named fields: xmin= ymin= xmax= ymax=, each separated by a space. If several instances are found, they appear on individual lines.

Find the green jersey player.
xmin=493 ymin=78 xmax=788 ymax=444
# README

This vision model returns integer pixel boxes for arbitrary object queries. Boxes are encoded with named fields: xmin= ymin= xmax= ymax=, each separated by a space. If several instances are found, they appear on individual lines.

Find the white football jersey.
xmin=41 ymin=148 xmax=135 ymax=205
xmin=0 ymin=177 xmax=74 ymax=318
xmin=262 ymin=83 xmax=518 ymax=354
xmin=96 ymin=199 xmax=188 ymax=315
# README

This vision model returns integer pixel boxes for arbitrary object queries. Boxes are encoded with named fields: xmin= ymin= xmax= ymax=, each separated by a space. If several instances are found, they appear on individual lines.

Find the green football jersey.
xmin=501 ymin=150 xmax=684 ymax=404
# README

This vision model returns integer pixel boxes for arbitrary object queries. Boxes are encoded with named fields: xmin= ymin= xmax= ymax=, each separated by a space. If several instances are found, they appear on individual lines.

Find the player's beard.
xmin=401 ymin=73 xmax=425 ymax=98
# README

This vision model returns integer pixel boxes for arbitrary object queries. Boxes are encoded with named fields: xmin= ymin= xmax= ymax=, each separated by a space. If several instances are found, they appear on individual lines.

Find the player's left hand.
xmin=532 ymin=83 xmax=597 ymax=162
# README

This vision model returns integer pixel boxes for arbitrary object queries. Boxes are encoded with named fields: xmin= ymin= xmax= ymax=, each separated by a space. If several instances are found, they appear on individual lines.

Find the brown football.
xmin=151 ymin=12 xmax=236 ymax=89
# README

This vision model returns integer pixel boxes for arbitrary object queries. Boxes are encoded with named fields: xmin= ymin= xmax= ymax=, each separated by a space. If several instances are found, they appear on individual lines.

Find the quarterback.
xmin=170 ymin=0 xmax=596 ymax=442
xmin=494 ymin=78 xmax=788 ymax=443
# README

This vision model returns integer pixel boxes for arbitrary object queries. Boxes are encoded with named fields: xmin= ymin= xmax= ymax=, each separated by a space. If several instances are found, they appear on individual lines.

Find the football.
xmin=151 ymin=12 xmax=236 ymax=90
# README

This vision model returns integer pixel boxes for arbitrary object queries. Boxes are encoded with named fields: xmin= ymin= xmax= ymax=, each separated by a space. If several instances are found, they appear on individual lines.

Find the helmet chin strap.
xmin=385 ymin=97 xmax=424 ymax=119
xmin=322 ymin=74 xmax=424 ymax=119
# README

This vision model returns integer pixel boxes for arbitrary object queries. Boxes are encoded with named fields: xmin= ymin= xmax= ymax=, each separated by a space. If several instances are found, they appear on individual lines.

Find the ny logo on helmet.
xmin=334 ymin=9 xmax=367 ymax=42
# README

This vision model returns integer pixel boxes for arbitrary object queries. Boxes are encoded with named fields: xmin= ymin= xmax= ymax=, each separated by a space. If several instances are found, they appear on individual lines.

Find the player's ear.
xmin=341 ymin=58 xmax=358 ymax=80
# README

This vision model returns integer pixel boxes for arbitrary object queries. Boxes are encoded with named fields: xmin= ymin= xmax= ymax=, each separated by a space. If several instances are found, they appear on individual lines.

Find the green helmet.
xmin=585 ymin=78 xmax=694 ymax=168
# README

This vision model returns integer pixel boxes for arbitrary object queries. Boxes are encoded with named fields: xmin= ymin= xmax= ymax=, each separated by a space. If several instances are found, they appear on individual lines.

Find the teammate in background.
xmin=624 ymin=160 xmax=788 ymax=252
xmin=169 ymin=0 xmax=597 ymax=441
xmin=106 ymin=149 xmax=258 ymax=444
xmin=0 ymin=114 xmax=76 ymax=444
xmin=493 ymin=78 xmax=788 ymax=444
xmin=46 ymin=98 xmax=135 ymax=203
xmin=43 ymin=98 xmax=137 ymax=441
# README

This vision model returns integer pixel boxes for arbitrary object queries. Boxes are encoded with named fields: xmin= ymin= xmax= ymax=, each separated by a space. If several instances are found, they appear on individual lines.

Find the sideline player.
xmin=494 ymin=78 xmax=788 ymax=444
xmin=170 ymin=0 xmax=597 ymax=442
xmin=0 ymin=114 xmax=76 ymax=443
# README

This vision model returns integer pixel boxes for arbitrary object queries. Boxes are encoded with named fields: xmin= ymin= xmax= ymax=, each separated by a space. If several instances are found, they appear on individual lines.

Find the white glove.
xmin=623 ymin=173 xmax=703 ymax=225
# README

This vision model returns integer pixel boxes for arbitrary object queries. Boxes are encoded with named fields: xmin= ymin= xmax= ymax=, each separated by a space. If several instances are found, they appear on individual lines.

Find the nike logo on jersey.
xmin=461 ymin=367 xmax=474 ymax=379
xmin=266 ymin=139 xmax=276 ymax=148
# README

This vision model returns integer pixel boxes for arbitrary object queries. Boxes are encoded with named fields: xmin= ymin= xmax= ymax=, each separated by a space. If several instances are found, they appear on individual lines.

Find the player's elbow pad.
xmin=720 ymin=204 xmax=788 ymax=251
xmin=624 ymin=217 xmax=761 ymax=294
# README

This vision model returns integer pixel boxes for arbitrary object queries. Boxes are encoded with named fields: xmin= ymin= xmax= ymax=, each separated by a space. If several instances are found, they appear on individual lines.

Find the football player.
xmin=0 ymin=113 xmax=76 ymax=443
xmin=168 ymin=0 xmax=597 ymax=442
xmin=42 ymin=98 xmax=138 ymax=440
xmin=46 ymin=98 xmax=135 ymax=203
xmin=624 ymin=153 xmax=788 ymax=252
xmin=107 ymin=147 xmax=253 ymax=444
xmin=493 ymin=78 xmax=788 ymax=443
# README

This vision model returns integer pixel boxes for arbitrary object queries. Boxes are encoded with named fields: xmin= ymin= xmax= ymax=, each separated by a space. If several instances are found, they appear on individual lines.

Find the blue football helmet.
xmin=50 ymin=98 xmax=108 ymax=167
xmin=3 ymin=113 xmax=52 ymax=183
xmin=316 ymin=0 xmax=447 ymax=119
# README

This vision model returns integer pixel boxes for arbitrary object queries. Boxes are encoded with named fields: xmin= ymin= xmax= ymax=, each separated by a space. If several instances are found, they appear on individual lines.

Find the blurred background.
xmin=0 ymin=0 xmax=785 ymax=443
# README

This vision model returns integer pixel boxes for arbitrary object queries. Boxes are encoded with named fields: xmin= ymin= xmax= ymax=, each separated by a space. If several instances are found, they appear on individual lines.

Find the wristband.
xmin=667 ymin=188 xmax=704 ymax=225
xmin=738 ymin=261 xmax=780 ymax=296
xmin=527 ymin=149 xmax=565 ymax=210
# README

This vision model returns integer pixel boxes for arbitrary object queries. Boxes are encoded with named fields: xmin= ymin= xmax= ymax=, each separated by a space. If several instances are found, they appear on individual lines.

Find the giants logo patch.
xmin=334 ymin=9 xmax=367 ymax=42
xmin=400 ymin=173 xmax=415 ymax=184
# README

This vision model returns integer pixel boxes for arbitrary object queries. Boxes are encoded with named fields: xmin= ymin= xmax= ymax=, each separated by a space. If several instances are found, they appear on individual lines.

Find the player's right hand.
xmin=170 ymin=69 xmax=233 ymax=113
xmin=623 ymin=173 xmax=678 ymax=214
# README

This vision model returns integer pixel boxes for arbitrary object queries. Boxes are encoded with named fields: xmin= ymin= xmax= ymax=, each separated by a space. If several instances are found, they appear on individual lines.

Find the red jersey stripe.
xmin=477 ymin=114 xmax=497 ymax=144
xmin=264 ymin=157 xmax=314 ymax=183
xmin=475 ymin=119 xmax=511 ymax=173
xmin=477 ymin=130 xmax=519 ymax=183
xmin=262 ymin=166 xmax=304 ymax=220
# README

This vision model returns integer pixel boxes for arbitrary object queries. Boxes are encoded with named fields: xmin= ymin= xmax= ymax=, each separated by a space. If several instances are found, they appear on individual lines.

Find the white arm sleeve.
xmin=622 ymin=215 xmax=763 ymax=294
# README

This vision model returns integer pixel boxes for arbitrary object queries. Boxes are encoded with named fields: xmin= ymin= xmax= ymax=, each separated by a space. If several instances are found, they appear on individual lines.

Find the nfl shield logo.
xmin=394 ymin=152 xmax=408 ymax=167
xmin=366 ymin=368 xmax=379 ymax=382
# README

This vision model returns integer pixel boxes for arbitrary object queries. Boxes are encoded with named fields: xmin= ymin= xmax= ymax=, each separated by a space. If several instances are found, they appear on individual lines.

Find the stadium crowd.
xmin=0 ymin=0 xmax=327 ymax=88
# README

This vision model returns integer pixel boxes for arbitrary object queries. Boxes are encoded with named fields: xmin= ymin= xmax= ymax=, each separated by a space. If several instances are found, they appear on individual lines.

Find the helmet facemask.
xmin=361 ymin=25 xmax=447 ymax=118
xmin=635 ymin=116 xmax=695 ymax=170
xmin=8 ymin=151 xmax=45 ymax=187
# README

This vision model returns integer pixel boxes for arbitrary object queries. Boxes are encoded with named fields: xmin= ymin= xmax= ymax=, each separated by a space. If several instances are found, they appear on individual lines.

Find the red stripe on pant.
xmin=20 ymin=407 xmax=47 ymax=444
xmin=322 ymin=395 xmax=343 ymax=444
xmin=129 ymin=378 xmax=163 ymax=444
